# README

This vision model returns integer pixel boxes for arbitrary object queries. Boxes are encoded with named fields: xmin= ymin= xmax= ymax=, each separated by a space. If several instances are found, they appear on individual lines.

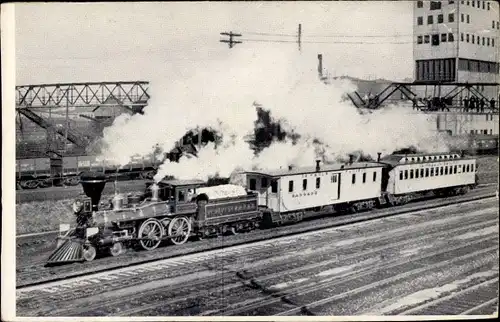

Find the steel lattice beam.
xmin=16 ymin=81 xmax=150 ymax=109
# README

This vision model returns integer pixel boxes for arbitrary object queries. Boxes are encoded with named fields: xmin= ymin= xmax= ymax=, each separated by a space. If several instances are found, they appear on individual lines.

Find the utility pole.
xmin=220 ymin=31 xmax=242 ymax=48
xmin=298 ymin=24 xmax=302 ymax=52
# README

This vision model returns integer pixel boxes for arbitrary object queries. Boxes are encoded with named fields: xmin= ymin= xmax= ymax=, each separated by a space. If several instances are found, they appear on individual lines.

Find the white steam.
xmin=97 ymin=45 xmax=448 ymax=182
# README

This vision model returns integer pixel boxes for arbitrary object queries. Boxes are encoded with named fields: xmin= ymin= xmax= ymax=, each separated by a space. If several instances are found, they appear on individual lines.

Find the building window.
xmin=494 ymin=21 xmax=496 ymax=29
xmin=448 ymin=13 xmax=455 ymax=22
xmin=432 ymin=34 xmax=440 ymax=46
xmin=352 ymin=173 xmax=356 ymax=184
xmin=467 ymin=14 xmax=470 ymax=23
xmin=438 ymin=14 xmax=444 ymax=23
xmin=466 ymin=1 xmax=470 ymax=5
xmin=302 ymin=179 xmax=307 ymax=190
xmin=497 ymin=21 xmax=499 ymax=30
xmin=448 ymin=33 xmax=454 ymax=42
xmin=461 ymin=13 xmax=464 ymax=22
xmin=466 ymin=34 xmax=470 ymax=42
xmin=441 ymin=33 xmax=447 ymax=42
xmin=487 ymin=2 xmax=490 ymax=10
xmin=316 ymin=177 xmax=320 ymax=189
xmin=487 ymin=38 xmax=490 ymax=46
xmin=428 ymin=15 xmax=434 ymax=24
xmin=492 ymin=39 xmax=495 ymax=47
xmin=472 ymin=35 xmax=475 ymax=44
xmin=288 ymin=180 xmax=294 ymax=192
xmin=461 ymin=33 xmax=464 ymax=41
xmin=249 ymin=178 xmax=256 ymax=190
xmin=490 ymin=129 xmax=493 ymax=134
xmin=472 ymin=0 xmax=475 ymax=6
xmin=449 ymin=0 xmax=455 ymax=4
xmin=417 ymin=35 xmax=423 ymax=44
xmin=373 ymin=171 xmax=377 ymax=182
xmin=417 ymin=16 xmax=423 ymax=25
xmin=482 ymin=37 xmax=485 ymax=45
xmin=417 ymin=1 xmax=423 ymax=8
xmin=430 ymin=1 xmax=442 ymax=10
xmin=482 ymin=1 xmax=485 ymax=9
xmin=424 ymin=35 xmax=430 ymax=43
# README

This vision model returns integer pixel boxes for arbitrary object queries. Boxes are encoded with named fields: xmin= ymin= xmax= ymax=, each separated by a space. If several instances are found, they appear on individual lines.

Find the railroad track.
xmin=392 ymin=277 xmax=499 ymax=316
xmin=16 ymin=189 xmax=497 ymax=288
xmin=16 ymin=198 xmax=499 ymax=316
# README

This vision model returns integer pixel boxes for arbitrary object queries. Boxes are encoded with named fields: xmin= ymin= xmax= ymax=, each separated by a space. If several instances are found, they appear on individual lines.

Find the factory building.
xmin=413 ymin=0 xmax=499 ymax=100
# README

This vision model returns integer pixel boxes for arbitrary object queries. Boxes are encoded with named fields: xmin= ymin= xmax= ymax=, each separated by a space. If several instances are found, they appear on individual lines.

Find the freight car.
xmin=443 ymin=133 xmax=499 ymax=156
xmin=47 ymin=151 xmax=478 ymax=265
xmin=15 ymin=142 xmax=197 ymax=189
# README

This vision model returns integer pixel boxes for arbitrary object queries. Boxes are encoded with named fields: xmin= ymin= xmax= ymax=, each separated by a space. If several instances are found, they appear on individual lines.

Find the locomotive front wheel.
xmin=168 ymin=217 xmax=191 ymax=245
xmin=109 ymin=242 xmax=124 ymax=257
xmin=82 ymin=244 xmax=97 ymax=262
xmin=138 ymin=219 xmax=164 ymax=251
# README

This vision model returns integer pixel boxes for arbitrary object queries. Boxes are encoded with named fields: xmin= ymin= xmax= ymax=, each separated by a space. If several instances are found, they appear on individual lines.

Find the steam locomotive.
xmin=47 ymin=150 xmax=478 ymax=265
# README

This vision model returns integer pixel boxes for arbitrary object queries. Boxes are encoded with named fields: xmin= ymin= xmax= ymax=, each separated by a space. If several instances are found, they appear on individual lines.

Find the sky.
xmin=15 ymin=1 xmax=414 ymax=86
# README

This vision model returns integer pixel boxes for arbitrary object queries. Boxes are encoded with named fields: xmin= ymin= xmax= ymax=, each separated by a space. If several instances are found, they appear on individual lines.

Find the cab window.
xmin=303 ymin=179 xmax=308 ymax=190
xmin=316 ymin=177 xmax=321 ymax=189
xmin=288 ymin=180 xmax=294 ymax=192
xmin=178 ymin=190 xmax=185 ymax=202
xmin=249 ymin=178 xmax=256 ymax=190
xmin=362 ymin=173 xmax=366 ymax=183
xmin=261 ymin=177 xmax=268 ymax=188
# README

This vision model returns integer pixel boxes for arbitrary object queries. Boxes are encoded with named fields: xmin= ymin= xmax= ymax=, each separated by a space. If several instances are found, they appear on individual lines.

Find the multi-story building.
xmin=413 ymin=0 xmax=499 ymax=100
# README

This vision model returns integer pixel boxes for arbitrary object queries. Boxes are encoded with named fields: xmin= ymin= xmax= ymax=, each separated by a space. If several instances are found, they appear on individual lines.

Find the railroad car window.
xmin=445 ymin=166 xmax=448 ymax=175
xmin=261 ymin=177 xmax=268 ymax=188
xmin=271 ymin=180 xmax=278 ymax=193
xmin=440 ymin=167 xmax=444 ymax=175
xmin=471 ymin=164 xmax=475 ymax=172
xmin=432 ymin=167 xmax=436 ymax=176
xmin=410 ymin=169 xmax=414 ymax=179
xmin=316 ymin=177 xmax=321 ymax=189
xmin=303 ymin=179 xmax=308 ymax=190
xmin=288 ymin=180 xmax=294 ymax=192
xmin=415 ymin=170 xmax=419 ymax=178
xmin=178 ymin=190 xmax=185 ymax=202
xmin=453 ymin=165 xmax=457 ymax=174
xmin=331 ymin=174 xmax=337 ymax=183
xmin=466 ymin=164 xmax=470 ymax=172
xmin=373 ymin=171 xmax=377 ymax=182
xmin=420 ymin=169 xmax=424 ymax=177
xmin=249 ymin=178 xmax=257 ymax=191
xmin=352 ymin=173 xmax=356 ymax=184
xmin=399 ymin=171 xmax=403 ymax=180
xmin=426 ymin=168 xmax=430 ymax=177
xmin=362 ymin=173 xmax=366 ymax=183
xmin=404 ymin=170 xmax=408 ymax=180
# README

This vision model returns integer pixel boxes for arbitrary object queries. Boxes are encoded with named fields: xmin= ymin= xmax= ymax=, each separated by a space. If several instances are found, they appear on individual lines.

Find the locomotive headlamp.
xmin=72 ymin=200 xmax=83 ymax=214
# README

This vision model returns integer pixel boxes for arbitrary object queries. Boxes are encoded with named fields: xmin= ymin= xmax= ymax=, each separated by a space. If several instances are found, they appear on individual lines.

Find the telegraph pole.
xmin=220 ymin=31 xmax=242 ymax=48
xmin=298 ymin=24 xmax=302 ymax=52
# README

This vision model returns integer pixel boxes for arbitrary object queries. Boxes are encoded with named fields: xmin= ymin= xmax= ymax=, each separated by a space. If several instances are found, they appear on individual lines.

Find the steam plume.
xmin=97 ymin=45 xmax=448 ymax=182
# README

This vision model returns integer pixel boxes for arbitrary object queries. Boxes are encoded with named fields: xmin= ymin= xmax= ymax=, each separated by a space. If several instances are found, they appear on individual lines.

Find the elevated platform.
xmin=348 ymin=81 xmax=499 ymax=112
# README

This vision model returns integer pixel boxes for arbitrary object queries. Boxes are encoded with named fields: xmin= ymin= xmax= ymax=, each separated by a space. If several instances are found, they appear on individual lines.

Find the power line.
xmin=239 ymin=38 xmax=414 ymax=44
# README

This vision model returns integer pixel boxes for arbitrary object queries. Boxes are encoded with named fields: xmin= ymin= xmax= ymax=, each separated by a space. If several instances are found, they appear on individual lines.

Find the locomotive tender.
xmin=47 ymin=151 xmax=478 ymax=265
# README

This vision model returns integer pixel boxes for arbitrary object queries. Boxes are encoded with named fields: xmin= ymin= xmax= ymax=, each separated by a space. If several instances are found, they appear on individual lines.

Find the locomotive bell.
xmin=79 ymin=171 xmax=107 ymax=212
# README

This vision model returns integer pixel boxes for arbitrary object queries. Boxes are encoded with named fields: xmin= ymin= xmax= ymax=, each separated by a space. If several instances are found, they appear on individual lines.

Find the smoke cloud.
xmin=97 ymin=45 xmax=448 ymax=182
